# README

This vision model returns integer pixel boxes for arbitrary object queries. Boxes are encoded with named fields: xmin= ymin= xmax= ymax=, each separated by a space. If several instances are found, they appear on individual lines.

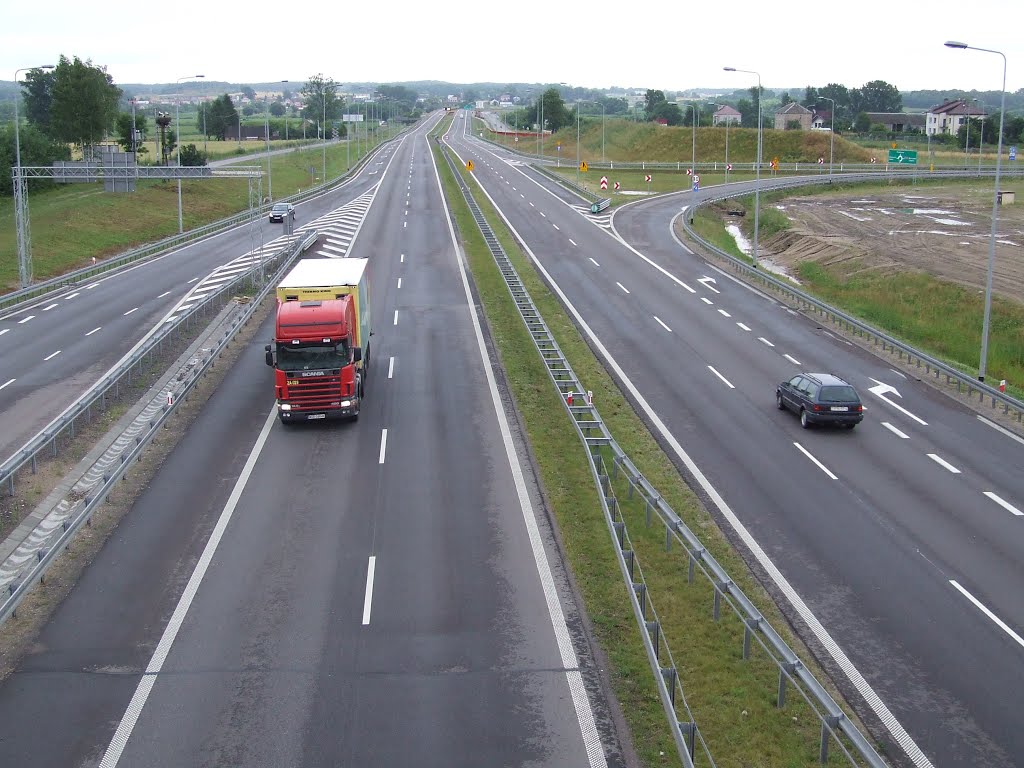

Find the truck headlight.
xmin=280 ymin=403 xmax=291 ymax=411
xmin=340 ymin=400 xmax=352 ymax=408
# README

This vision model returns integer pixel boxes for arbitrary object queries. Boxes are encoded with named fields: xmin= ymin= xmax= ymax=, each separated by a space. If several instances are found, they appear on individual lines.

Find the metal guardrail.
xmin=678 ymin=184 xmax=1024 ymax=423
xmin=440 ymin=141 xmax=887 ymax=767
xmin=1 ymin=131 xmax=404 ymax=314
xmin=0 ymin=229 xmax=314 ymax=626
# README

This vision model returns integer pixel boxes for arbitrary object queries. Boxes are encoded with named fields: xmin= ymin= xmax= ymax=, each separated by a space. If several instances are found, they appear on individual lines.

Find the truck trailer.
xmin=265 ymin=258 xmax=372 ymax=422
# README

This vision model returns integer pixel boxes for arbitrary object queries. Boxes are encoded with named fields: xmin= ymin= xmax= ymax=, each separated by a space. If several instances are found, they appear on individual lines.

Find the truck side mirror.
xmin=352 ymin=347 xmax=362 ymax=363
xmin=264 ymin=344 xmax=274 ymax=367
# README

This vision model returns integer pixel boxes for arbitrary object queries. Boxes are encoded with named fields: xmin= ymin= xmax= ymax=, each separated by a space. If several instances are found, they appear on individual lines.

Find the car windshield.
xmin=272 ymin=204 xmax=289 ymax=213
xmin=818 ymin=385 xmax=858 ymax=402
xmin=276 ymin=342 xmax=349 ymax=372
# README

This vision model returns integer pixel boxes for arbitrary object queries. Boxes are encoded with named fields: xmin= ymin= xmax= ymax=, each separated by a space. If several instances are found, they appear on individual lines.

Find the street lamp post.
xmin=175 ymin=74 xmax=204 ymax=234
xmin=817 ymin=96 xmax=836 ymax=176
xmin=576 ymin=99 xmax=581 ymax=184
xmin=945 ymin=41 xmax=1007 ymax=383
xmin=684 ymin=104 xmax=697 ymax=178
xmin=264 ymin=81 xmax=288 ymax=202
xmin=725 ymin=66 xmax=763 ymax=267
xmin=13 ymin=64 xmax=55 ymax=288
xmin=963 ymin=97 xmax=976 ymax=168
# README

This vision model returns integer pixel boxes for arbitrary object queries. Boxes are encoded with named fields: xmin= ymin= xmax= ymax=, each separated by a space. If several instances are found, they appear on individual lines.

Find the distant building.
xmin=774 ymin=102 xmax=812 ymax=130
xmin=713 ymin=105 xmax=741 ymax=126
xmin=865 ymin=112 xmax=926 ymax=132
xmin=926 ymin=99 xmax=986 ymax=136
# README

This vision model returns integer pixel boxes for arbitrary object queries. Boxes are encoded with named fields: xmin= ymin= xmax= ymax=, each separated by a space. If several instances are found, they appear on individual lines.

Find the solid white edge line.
xmin=793 ymin=442 xmax=838 ymax=480
xmin=434 ymin=135 xmax=606 ymax=768
xmin=927 ymin=453 xmax=961 ymax=473
xmin=882 ymin=422 xmax=910 ymax=439
xmin=449 ymin=126 xmax=930 ymax=768
xmin=707 ymin=365 xmax=735 ymax=389
xmin=977 ymin=415 xmax=1024 ymax=448
xmin=950 ymin=580 xmax=1024 ymax=649
xmin=983 ymin=491 xmax=1023 ymax=516
xmin=378 ymin=428 xmax=388 ymax=464
xmin=654 ymin=316 xmax=672 ymax=332
xmin=362 ymin=556 xmax=377 ymax=625
xmin=388 ymin=357 xmax=395 ymax=379
xmin=98 ymin=407 xmax=278 ymax=768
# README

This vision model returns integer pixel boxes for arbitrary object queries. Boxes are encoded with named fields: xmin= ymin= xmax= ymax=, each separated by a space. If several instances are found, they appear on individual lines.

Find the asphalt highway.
xmin=0 ymin=114 xmax=623 ymax=767
xmin=446 ymin=115 xmax=1024 ymax=768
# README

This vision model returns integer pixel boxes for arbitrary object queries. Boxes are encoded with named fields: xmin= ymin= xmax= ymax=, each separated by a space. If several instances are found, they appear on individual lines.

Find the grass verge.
xmin=432 ymin=127 xmax=881 ymax=766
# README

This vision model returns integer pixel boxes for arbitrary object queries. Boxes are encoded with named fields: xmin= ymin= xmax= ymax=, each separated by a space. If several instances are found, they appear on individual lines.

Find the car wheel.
xmin=845 ymin=423 xmax=856 ymax=430
xmin=776 ymin=391 xmax=785 ymax=410
xmin=800 ymin=409 xmax=811 ymax=429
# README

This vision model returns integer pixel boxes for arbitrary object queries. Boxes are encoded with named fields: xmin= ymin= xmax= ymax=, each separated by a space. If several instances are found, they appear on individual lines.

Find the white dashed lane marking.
xmin=707 ymin=366 xmax=735 ymax=389
xmin=927 ymin=453 xmax=961 ymax=474
xmin=984 ymin=492 xmax=1022 ymax=516
xmin=85 ymin=327 xmax=102 ymax=336
xmin=44 ymin=350 xmax=61 ymax=361
xmin=794 ymin=443 xmax=838 ymax=480
xmin=654 ymin=316 xmax=672 ymax=332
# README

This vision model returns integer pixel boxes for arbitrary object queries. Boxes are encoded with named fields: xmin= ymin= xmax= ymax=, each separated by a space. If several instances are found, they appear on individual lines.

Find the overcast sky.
xmin=3 ymin=0 xmax=1020 ymax=96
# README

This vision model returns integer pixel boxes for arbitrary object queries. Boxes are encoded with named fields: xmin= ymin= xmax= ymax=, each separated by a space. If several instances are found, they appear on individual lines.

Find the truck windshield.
xmin=276 ymin=341 xmax=349 ymax=372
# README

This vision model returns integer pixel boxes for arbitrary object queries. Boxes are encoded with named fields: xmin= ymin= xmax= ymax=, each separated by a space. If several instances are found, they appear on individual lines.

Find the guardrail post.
xmin=743 ymin=617 xmax=761 ymax=659
xmin=778 ymin=661 xmax=798 ymax=708
xmin=623 ymin=548 xmax=635 ymax=581
xmin=633 ymin=582 xmax=647 ymax=617
xmin=679 ymin=721 xmax=697 ymax=762
xmin=646 ymin=620 xmax=660 ymax=660
xmin=819 ymin=715 xmax=841 ymax=763
xmin=687 ymin=547 xmax=702 ymax=583
xmin=660 ymin=667 xmax=677 ymax=706
xmin=665 ymin=525 xmax=672 ymax=552
xmin=613 ymin=520 xmax=625 ymax=548
xmin=645 ymin=498 xmax=652 ymax=527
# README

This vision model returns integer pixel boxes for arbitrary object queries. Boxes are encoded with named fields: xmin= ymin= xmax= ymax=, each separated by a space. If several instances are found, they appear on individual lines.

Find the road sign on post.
xmin=887 ymin=149 xmax=918 ymax=165
xmin=1010 ymin=146 xmax=1017 ymax=161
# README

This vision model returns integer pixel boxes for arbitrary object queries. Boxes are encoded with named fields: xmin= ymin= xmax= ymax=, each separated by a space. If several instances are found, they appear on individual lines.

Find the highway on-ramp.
xmin=446 ymin=115 xmax=1024 ymax=768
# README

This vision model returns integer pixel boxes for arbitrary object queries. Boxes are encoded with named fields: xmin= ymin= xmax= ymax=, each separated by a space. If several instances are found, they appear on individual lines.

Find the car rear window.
xmin=819 ymin=385 xmax=858 ymax=402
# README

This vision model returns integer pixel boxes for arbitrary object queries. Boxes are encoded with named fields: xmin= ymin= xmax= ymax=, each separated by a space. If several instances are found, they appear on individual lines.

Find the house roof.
xmin=714 ymin=106 xmax=741 ymax=116
xmin=930 ymin=99 xmax=986 ymax=117
xmin=776 ymin=102 xmax=811 ymax=115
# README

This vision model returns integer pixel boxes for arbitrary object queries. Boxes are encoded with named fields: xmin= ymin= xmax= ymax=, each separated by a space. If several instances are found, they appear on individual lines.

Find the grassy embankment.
xmin=432 ymin=120 xmax=880 ymax=767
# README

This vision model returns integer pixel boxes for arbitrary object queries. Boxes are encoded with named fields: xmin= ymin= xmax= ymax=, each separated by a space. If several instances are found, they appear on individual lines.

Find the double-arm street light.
xmin=264 ymin=80 xmax=288 ymax=202
xmin=724 ymin=66 xmax=763 ymax=267
xmin=13 ymin=64 xmax=55 ymax=288
xmin=176 ymin=74 xmax=205 ymax=233
xmin=816 ymin=96 xmax=836 ymax=176
xmin=944 ymin=40 xmax=1007 ymax=383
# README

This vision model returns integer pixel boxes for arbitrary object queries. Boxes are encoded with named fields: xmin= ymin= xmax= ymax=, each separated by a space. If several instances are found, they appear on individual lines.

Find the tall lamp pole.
xmin=725 ymin=66 xmax=763 ymax=267
xmin=175 ymin=74 xmax=204 ymax=234
xmin=945 ymin=41 xmax=1007 ymax=382
xmin=13 ymin=64 xmax=55 ymax=288
xmin=264 ymin=80 xmax=288 ymax=202
xmin=818 ymin=96 xmax=836 ymax=176
xmin=684 ymin=104 xmax=697 ymax=177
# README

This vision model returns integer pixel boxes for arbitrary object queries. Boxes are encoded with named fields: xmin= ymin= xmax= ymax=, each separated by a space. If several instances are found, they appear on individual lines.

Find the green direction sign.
xmin=887 ymin=149 xmax=918 ymax=165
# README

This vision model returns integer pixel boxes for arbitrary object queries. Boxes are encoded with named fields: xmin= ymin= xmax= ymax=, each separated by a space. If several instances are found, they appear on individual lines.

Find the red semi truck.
xmin=265 ymin=258 xmax=371 ymax=423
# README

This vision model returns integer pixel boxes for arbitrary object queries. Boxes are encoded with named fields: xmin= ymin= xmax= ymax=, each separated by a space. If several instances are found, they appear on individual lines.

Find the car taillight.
xmin=813 ymin=404 xmax=823 ymax=412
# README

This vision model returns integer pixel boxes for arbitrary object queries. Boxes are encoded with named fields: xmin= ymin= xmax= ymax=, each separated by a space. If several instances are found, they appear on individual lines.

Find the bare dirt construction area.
xmin=761 ymin=182 xmax=1024 ymax=304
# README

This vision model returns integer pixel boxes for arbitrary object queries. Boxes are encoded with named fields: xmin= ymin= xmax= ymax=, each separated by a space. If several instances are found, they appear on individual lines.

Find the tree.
xmin=114 ymin=111 xmax=148 ymax=154
xmin=736 ymin=98 xmax=756 ymax=128
xmin=851 ymin=80 xmax=901 ymax=115
xmin=200 ymin=94 xmax=238 ymax=140
xmin=644 ymin=89 xmax=667 ymax=119
xmin=540 ymin=88 xmax=570 ymax=131
xmin=179 ymin=144 xmax=207 ymax=166
xmin=854 ymin=112 xmax=872 ymax=133
xmin=241 ymin=85 xmax=256 ymax=100
xmin=20 ymin=67 xmax=56 ymax=133
xmin=300 ymin=73 xmax=342 ymax=125
xmin=779 ymin=92 xmax=796 ymax=106
xmin=0 ymin=123 xmax=71 ymax=196
xmin=269 ymin=101 xmax=285 ymax=117
xmin=48 ymin=56 xmax=122 ymax=153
